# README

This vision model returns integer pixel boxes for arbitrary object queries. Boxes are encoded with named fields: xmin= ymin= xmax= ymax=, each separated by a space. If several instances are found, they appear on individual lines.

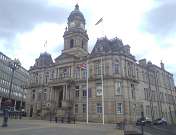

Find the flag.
xmin=95 ymin=17 xmax=103 ymax=25
xmin=79 ymin=63 xmax=87 ymax=69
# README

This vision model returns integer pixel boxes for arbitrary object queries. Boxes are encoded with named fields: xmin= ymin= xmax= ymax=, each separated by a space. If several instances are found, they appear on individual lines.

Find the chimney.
xmin=160 ymin=60 xmax=164 ymax=69
xmin=124 ymin=45 xmax=130 ymax=53
xmin=139 ymin=59 xmax=146 ymax=66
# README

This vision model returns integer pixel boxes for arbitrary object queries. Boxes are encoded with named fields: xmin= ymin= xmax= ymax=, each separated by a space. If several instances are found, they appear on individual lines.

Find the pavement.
xmin=124 ymin=124 xmax=152 ymax=135
xmin=0 ymin=117 xmax=124 ymax=135
xmin=141 ymin=124 xmax=176 ymax=135
xmin=2 ymin=117 xmax=175 ymax=135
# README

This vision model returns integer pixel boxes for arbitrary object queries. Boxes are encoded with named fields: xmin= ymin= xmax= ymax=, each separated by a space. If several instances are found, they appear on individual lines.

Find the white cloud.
xmin=12 ymin=23 xmax=65 ymax=68
xmin=0 ymin=0 xmax=176 ymax=83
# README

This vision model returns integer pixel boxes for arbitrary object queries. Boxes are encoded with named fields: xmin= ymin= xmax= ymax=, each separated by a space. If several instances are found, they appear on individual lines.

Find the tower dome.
xmin=68 ymin=4 xmax=85 ymax=25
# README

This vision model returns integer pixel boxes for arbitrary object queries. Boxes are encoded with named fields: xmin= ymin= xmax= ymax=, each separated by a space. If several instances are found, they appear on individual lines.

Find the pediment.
xmin=55 ymin=53 xmax=79 ymax=64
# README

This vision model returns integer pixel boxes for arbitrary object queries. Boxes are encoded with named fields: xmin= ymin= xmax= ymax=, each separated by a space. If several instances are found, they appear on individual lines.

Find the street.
xmin=138 ymin=125 xmax=176 ymax=135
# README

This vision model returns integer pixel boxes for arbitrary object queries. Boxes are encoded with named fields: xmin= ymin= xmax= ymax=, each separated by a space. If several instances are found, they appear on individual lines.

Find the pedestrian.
xmin=61 ymin=117 xmax=64 ymax=123
xmin=2 ymin=108 xmax=9 ymax=127
xmin=55 ymin=116 xmax=58 ymax=123
xmin=49 ymin=112 xmax=52 ymax=122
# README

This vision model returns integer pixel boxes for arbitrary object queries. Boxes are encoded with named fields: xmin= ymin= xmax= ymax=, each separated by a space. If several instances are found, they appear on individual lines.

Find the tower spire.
xmin=75 ymin=4 xmax=79 ymax=10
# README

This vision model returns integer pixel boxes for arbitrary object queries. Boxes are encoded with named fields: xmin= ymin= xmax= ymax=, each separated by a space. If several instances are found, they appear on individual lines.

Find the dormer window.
xmin=100 ymin=46 xmax=104 ymax=51
xmin=70 ymin=39 xmax=74 ymax=48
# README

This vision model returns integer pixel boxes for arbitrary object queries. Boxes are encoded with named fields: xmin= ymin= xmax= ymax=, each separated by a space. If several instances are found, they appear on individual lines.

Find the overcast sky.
xmin=0 ymin=0 xmax=176 ymax=81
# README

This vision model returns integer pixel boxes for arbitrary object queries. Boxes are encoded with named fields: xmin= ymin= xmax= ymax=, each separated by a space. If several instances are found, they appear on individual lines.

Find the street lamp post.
xmin=141 ymin=104 xmax=144 ymax=135
xmin=19 ymin=86 xmax=25 ymax=119
xmin=8 ymin=59 xmax=21 ymax=99
xmin=2 ymin=59 xmax=21 ymax=127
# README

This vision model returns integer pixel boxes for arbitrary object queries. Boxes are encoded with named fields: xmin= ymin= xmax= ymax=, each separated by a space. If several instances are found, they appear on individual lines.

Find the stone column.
xmin=48 ymin=87 xmax=51 ymax=101
xmin=54 ymin=89 xmax=57 ymax=105
xmin=50 ymin=87 xmax=53 ymax=101
xmin=51 ymin=87 xmax=56 ymax=107
xmin=66 ymin=85 xmax=68 ymax=100
xmin=63 ymin=85 xmax=65 ymax=100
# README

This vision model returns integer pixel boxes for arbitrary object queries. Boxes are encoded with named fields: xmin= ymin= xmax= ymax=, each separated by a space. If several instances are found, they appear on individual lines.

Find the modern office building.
xmin=0 ymin=51 xmax=29 ymax=111
xmin=26 ymin=4 xmax=176 ymax=124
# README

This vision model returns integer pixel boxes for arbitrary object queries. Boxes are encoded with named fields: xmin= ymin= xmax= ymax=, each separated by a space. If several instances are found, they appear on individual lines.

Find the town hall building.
xmin=26 ymin=4 xmax=176 ymax=124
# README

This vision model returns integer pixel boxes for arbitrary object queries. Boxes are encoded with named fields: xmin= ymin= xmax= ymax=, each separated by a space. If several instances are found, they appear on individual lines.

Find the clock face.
xmin=70 ymin=22 xmax=75 ymax=27
xmin=75 ymin=20 xmax=80 ymax=27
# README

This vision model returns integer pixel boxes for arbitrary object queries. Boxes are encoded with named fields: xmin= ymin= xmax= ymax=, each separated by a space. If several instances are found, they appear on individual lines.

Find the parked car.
xmin=153 ymin=118 xmax=167 ymax=125
xmin=136 ymin=117 xmax=152 ymax=126
xmin=0 ymin=109 xmax=3 ymax=116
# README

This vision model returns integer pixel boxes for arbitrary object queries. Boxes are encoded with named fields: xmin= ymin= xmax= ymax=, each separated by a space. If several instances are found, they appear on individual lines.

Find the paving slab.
xmin=0 ymin=118 xmax=124 ymax=135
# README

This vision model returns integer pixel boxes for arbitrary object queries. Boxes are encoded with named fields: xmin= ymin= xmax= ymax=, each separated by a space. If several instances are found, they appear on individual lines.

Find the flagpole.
xmin=44 ymin=40 xmax=47 ymax=52
xmin=101 ymin=57 xmax=104 ymax=124
xmin=95 ymin=17 xmax=104 ymax=37
xmin=86 ymin=59 xmax=89 ymax=124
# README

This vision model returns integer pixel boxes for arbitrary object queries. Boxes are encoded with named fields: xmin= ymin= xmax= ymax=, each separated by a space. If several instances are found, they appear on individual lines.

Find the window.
xmin=32 ymin=90 xmax=35 ymax=100
xmin=75 ymin=86 xmax=79 ymax=97
xmin=144 ymin=88 xmax=147 ymax=100
xmin=95 ymin=62 xmax=101 ymax=76
xmin=131 ymin=84 xmax=135 ymax=99
xmin=160 ymin=92 xmax=164 ymax=102
xmin=115 ymin=81 xmax=122 ymax=95
xmin=96 ymin=103 xmax=102 ymax=113
xmin=63 ymin=68 xmax=69 ymax=78
xmin=75 ymin=67 xmax=80 ymax=79
xmin=152 ymin=90 xmax=155 ymax=101
xmin=83 ymin=104 xmax=86 ymax=113
xmin=75 ymin=90 xmax=79 ymax=97
xmin=127 ymin=63 xmax=131 ymax=77
xmin=45 ymin=72 xmax=49 ymax=84
xmin=70 ymin=39 xmax=74 ymax=48
xmin=38 ymin=91 xmax=42 ymax=101
xmin=75 ymin=104 xmax=78 ymax=113
xmin=146 ymin=105 xmax=150 ymax=116
xmin=81 ymin=69 xmax=87 ymax=79
xmin=113 ymin=62 xmax=119 ymax=74
xmin=59 ymin=67 xmax=70 ymax=78
xmin=82 ymin=90 xmax=87 ymax=97
xmin=51 ymin=70 xmax=54 ymax=79
xmin=136 ymin=68 xmax=139 ymax=79
xmin=114 ymin=63 xmax=119 ymax=73
xmin=82 ymin=85 xmax=87 ymax=97
xmin=75 ymin=86 xmax=79 ymax=89
xmin=43 ymin=89 xmax=47 ymax=100
xmin=116 ymin=103 xmax=123 ymax=114
xmin=96 ymin=84 xmax=102 ymax=96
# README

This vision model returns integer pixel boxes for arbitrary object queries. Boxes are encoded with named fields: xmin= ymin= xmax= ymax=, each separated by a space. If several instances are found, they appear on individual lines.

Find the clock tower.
xmin=63 ymin=4 xmax=89 ymax=57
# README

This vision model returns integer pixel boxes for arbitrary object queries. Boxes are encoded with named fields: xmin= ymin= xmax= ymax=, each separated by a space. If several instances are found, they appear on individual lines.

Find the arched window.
xmin=113 ymin=59 xmax=119 ymax=74
xmin=70 ymin=39 xmax=74 ymax=48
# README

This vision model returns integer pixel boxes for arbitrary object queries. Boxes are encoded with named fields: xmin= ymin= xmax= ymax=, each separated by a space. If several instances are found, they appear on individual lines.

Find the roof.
xmin=32 ymin=52 xmax=53 ymax=69
xmin=68 ymin=4 xmax=85 ymax=25
xmin=90 ymin=37 xmax=134 ymax=58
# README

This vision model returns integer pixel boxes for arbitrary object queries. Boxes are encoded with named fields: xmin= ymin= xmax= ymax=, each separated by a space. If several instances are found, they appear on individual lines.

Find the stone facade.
xmin=26 ymin=4 xmax=176 ymax=124
xmin=0 ymin=51 xmax=29 ymax=111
